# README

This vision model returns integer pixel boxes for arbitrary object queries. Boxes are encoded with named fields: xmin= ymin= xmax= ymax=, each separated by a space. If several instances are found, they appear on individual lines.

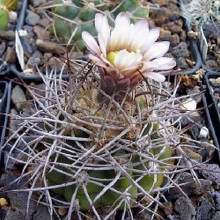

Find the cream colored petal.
xmin=129 ymin=20 xmax=149 ymax=50
xmin=82 ymin=31 xmax=101 ymax=55
xmin=141 ymin=28 xmax=160 ymax=53
xmin=126 ymin=53 xmax=143 ymax=68
xmin=144 ymin=41 xmax=170 ymax=61
xmin=95 ymin=13 xmax=105 ymax=33
xmin=98 ymin=33 xmax=107 ymax=57
xmin=95 ymin=14 xmax=110 ymax=55
xmin=89 ymin=54 xmax=107 ymax=68
xmin=143 ymin=71 xmax=166 ymax=82
xmin=110 ymin=24 xmax=133 ymax=51
xmin=115 ymin=12 xmax=130 ymax=27
xmin=150 ymin=57 xmax=176 ymax=70
xmin=129 ymin=28 xmax=150 ymax=51
xmin=143 ymin=57 xmax=175 ymax=72
xmin=114 ymin=49 xmax=128 ymax=70
xmin=134 ymin=20 xmax=149 ymax=32
xmin=142 ymin=61 xmax=158 ymax=71
xmin=110 ymin=13 xmax=132 ymax=51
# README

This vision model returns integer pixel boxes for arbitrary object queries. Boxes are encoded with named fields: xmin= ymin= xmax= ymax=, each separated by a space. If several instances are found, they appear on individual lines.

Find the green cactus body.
xmin=71 ymin=0 xmax=84 ymax=7
xmin=47 ymin=168 xmax=68 ymax=195
xmin=0 ymin=0 xmax=17 ymax=10
xmin=51 ymin=0 xmax=149 ymax=50
xmin=53 ymin=2 xmax=79 ymax=43
xmin=0 ymin=7 xmax=9 ymax=30
xmin=78 ymin=8 xmax=96 ymax=21
xmin=133 ymin=7 xmax=149 ymax=18
xmin=64 ymin=184 xmax=102 ymax=210
xmin=101 ymin=171 xmax=137 ymax=208
xmin=137 ymin=173 xmax=164 ymax=192
xmin=113 ymin=0 xmax=139 ymax=16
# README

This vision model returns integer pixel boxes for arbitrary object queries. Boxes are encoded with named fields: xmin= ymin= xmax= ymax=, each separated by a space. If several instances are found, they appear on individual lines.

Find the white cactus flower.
xmin=82 ymin=12 xmax=176 ymax=102
xmin=82 ymin=12 xmax=176 ymax=82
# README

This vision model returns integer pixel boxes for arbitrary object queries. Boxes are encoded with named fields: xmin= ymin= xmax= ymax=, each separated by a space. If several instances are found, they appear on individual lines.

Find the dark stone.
xmin=212 ymin=192 xmax=220 ymax=210
xmin=0 ymin=41 xmax=6 ymax=56
xmin=211 ymin=211 xmax=220 ymax=220
xmin=196 ymin=196 xmax=215 ymax=220
xmin=167 ymin=172 xmax=212 ymax=200
xmin=0 ymin=30 xmax=15 ymax=40
xmin=7 ymin=192 xmax=37 ymax=216
xmin=4 ymin=209 xmax=24 ymax=220
xmin=26 ymin=50 xmax=42 ymax=68
xmin=0 ymin=209 xmax=7 ymax=220
xmin=200 ymin=164 xmax=220 ymax=185
xmin=25 ymin=10 xmax=40 ymax=26
xmin=173 ymin=42 xmax=190 ymax=58
xmin=5 ymin=47 xmax=17 ymax=63
xmin=174 ymin=196 xmax=196 ymax=220
xmin=0 ymin=172 xmax=28 ymax=191
xmin=206 ymin=60 xmax=218 ymax=70
xmin=176 ymin=57 xmax=189 ymax=69
xmin=33 ymin=205 xmax=52 ymax=220
xmin=36 ymin=39 xmax=66 ymax=54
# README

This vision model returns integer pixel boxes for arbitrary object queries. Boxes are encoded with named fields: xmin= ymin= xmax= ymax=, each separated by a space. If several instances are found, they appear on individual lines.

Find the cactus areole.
xmin=82 ymin=12 xmax=176 ymax=101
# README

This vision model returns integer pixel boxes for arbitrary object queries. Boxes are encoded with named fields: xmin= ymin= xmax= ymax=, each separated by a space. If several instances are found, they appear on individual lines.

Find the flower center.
xmin=107 ymin=49 xmax=140 ymax=70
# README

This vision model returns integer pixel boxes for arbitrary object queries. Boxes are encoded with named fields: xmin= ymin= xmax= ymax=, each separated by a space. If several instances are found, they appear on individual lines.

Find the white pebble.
xmin=200 ymin=126 xmax=209 ymax=138
xmin=181 ymin=98 xmax=197 ymax=111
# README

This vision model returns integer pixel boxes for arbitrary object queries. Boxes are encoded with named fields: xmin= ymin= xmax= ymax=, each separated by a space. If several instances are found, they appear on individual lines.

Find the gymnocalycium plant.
xmin=180 ymin=0 xmax=220 ymax=61
xmin=3 ymin=11 xmax=205 ymax=220
xmin=45 ymin=0 xmax=149 ymax=50
xmin=181 ymin=0 xmax=220 ymax=28
xmin=0 ymin=0 xmax=17 ymax=30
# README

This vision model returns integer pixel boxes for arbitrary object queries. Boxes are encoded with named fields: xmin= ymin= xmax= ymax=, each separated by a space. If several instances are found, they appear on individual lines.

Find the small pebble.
xmin=25 ymin=10 xmax=40 ymax=26
xmin=0 ymin=198 xmax=8 ymax=207
xmin=36 ymin=39 xmax=66 ymax=54
xmin=181 ymin=98 xmax=197 ymax=111
xmin=11 ymin=85 xmax=27 ymax=111
xmin=58 ymin=207 xmax=67 ymax=216
xmin=199 ymin=126 xmax=209 ymax=139
xmin=0 ymin=30 xmax=15 ymax=40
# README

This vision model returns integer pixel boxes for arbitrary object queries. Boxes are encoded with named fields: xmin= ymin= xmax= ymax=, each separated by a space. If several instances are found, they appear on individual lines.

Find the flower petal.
xmin=141 ymin=28 xmax=160 ymax=53
xmin=143 ymin=57 xmax=176 ymax=72
xmin=114 ymin=49 xmax=128 ymax=70
xmin=150 ymin=57 xmax=176 ymax=70
xmin=134 ymin=20 xmax=149 ymax=32
xmin=143 ymin=71 xmax=166 ymax=82
xmin=126 ymin=53 xmax=143 ymax=68
xmin=82 ymin=31 xmax=101 ymax=55
xmin=115 ymin=12 xmax=130 ymax=27
xmin=110 ymin=13 xmax=132 ymax=51
xmin=95 ymin=14 xmax=110 ymax=56
xmin=144 ymin=41 xmax=170 ymax=61
xmin=129 ymin=21 xmax=150 ymax=51
xmin=89 ymin=54 xmax=107 ymax=68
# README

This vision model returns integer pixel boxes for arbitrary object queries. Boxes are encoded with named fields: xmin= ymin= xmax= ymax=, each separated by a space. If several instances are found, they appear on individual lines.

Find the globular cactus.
xmin=3 ymin=8 xmax=203 ymax=219
xmin=0 ymin=0 xmax=17 ymax=30
xmin=3 ymin=64 xmax=201 ymax=219
xmin=50 ymin=0 xmax=149 ymax=50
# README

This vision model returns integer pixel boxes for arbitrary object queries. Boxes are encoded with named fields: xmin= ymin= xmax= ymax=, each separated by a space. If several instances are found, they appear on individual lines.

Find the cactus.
xmin=180 ymin=0 xmax=220 ymax=28
xmin=49 ymin=0 xmax=149 ymax=50
xmin=3 ymin=7 xmax=205 ymax=219
xmin=0 ymin=0 xmax=17 ymax=30
xmin=3 ymin=62 xmax=204 ymax=219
